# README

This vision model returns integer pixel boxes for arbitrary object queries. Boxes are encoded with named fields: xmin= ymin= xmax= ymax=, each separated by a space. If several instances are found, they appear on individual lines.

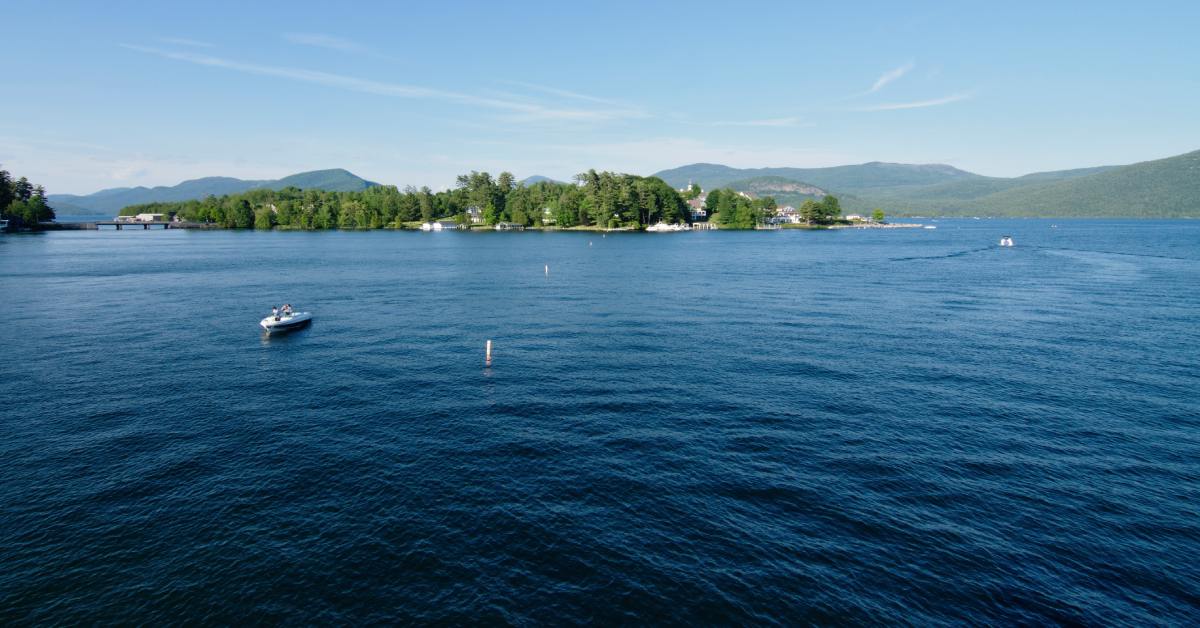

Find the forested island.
xmin=117 ymin=170 xmax=805 ymax=230
xmin=0 ymin=167 xmax=56 ymax=229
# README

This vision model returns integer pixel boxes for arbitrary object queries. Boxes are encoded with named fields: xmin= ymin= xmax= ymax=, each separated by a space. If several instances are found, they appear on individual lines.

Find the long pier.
xmin=42 ymin=221 xmax=224 ymax=230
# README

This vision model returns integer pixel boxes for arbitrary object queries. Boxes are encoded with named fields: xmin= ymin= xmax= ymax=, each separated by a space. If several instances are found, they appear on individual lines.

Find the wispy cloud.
xmin=854 ymin=93 xmax=971 ymax=111
xmin=121 ymin=44 xmax=642 ymax=123
xmin=500 ymin=80 xmax=628 ymax=108
xmin=156 ymin=37 xmax=213 ymax=48
xmin=868 ymin=62 xmax=915 ymax=93
xmin=283 ymin=32 xmax=365 ymax=54
xmin=711 ymin=117 xmax=809 ymax=128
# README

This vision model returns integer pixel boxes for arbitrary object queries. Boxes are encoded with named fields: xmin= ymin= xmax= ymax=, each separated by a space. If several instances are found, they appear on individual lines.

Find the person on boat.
xmin=283 ymin=304 xmax=293 ymax=316
xmin=272 ymin=306 xmax=279 ymax=321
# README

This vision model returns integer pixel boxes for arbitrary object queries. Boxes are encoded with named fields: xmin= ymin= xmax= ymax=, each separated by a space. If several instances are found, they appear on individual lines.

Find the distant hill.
xmin=654 ymin=162 xmax=982 ymax=194
xmin=520 ymin=175 xmax=564 ymax=185
xmin=48 ymin=168 xmax=379 ymax=215
xmin=951 ymin=150 xmax=1200 ymax=217
xmin=656 ymin=151 xmax=1200 ymax=217
xmin=723 ymin=176 xmax=827 ymax=206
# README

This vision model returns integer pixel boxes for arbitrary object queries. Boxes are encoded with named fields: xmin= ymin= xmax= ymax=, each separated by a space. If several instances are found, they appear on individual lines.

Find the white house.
xmin=466 ymin=206 xmax=484 ymax=224
xmin=773 ymin=205 xmax=801 ymax=224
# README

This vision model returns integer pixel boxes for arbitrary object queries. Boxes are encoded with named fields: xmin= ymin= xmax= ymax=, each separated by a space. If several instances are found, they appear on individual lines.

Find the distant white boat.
xmin=645 ymin=222 xmax=691 ymax=232
xmin=0 ymin=219 xmax=8 ymax=231
xmin=260 ymin=309 xmax=313 ymax=333
xmin=923 ymin=225 xmax=938 ymax=229
xmin=999 ymin=235 xmax=1014 ymax=247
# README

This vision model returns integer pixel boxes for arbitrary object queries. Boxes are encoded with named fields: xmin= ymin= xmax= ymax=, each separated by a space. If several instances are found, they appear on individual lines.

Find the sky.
xmin=1 ymin=0 xmax=1198 ymax=194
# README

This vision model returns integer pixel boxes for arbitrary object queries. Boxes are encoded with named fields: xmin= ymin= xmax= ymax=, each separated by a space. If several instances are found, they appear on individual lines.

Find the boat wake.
xmin=890 ymin=246 xmax=995 ymax=262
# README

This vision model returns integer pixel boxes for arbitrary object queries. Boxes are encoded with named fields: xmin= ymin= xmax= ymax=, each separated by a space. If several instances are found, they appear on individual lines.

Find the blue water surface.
xmin=1 ymin=220 xmax=1198 ymax=624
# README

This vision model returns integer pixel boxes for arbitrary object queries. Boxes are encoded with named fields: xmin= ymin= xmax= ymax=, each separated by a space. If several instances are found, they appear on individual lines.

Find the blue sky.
xmin=2 ymin=0 xmax=1198 ymax=194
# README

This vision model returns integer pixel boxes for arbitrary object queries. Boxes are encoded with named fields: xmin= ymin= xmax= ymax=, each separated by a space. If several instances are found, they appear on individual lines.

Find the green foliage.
xmin=872 ymin=208 xmax=885 ymax=222
xmin=798 ymin=196 xmax=840 ymax=224
xmin=799 ymin=199 xmax=821 ymax=223
xmin=659 ymin=149 xmax=1200 ymax=218
xmin=1 ymin=167 xmax=56 ymax=227
xmin=706 ymin=188 xmax=774 ymax=229
xmin=254 ymin=206 xmax=274 ymax=229
xmin=655 ymin=162 xmax=980 ymax=194
xmin=114 ymin=169 xmax=687 ymax=230
xmin=48 ymin=168 xmax=379 ymax=215
xmin=821 ymin=195 xmax=841 ymax=221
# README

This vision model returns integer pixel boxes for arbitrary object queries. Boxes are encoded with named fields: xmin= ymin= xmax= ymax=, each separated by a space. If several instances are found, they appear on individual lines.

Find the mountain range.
xmin=46 ymin=149 xmax=1200 ymax=218
xmin=653 ymin=149 xmax=1200 ymax=217
xmin=48 ymin=169 xmax=378 ymax=215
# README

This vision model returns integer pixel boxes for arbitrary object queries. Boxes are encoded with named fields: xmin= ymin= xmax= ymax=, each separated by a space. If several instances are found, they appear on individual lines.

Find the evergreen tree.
xmin=820 ymin=195 xmax=841 ymax=222
xmin=13 ymin=176 xmax=33 ymax=202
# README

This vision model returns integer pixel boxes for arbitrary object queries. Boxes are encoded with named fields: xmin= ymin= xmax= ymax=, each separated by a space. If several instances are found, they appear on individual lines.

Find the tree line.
xmin=703 ymin=188 xmax=778 ymax=228
xmin=120 ymin=170 xmax=703 ymax=230
xmin=798 ymin=196 xmax=843 ymax=224
xmin=0 ymin=167 xmax=55 ymax=227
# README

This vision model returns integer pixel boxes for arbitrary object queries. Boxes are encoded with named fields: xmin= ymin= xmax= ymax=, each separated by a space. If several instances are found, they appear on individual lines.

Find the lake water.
xmin=2 ymin=220 xmax=1198 ymax=623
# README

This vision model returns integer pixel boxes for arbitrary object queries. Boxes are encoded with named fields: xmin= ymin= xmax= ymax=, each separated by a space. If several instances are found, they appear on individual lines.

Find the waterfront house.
xmin=541 ymin=207 xmax=556 ymax=225
xmin=773 ymin=205 xmax=801 ymax=224
xmin=466 ymin=206 xmax=484 ymax=224
xmin=687 ymin=197 xmax=707 ymax=221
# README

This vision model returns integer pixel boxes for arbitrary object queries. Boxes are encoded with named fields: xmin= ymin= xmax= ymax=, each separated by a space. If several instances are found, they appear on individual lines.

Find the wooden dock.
xmin=42 ymin=221 xmax=224 ymax=230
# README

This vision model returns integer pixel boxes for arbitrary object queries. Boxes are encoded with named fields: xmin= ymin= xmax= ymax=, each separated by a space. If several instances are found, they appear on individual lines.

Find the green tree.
xmin=13 ymin=176 xmax=33 ymax=202
xmin=230 ymin=199 xmax=254 ymax=229
xmin=872 ymin=208 xmax=885 ymax=222
xmin=418 ymin=186 xmax=434 ymax=222
xmin=800 ymin=199 xmax=821 ymax=224
xmin=0 ymin=168 xmax=13 ymax=213
xmin=820 ymin=195 xmax=841 ymax=223
xmin=254 ymin=207 xmax=274 ymax=229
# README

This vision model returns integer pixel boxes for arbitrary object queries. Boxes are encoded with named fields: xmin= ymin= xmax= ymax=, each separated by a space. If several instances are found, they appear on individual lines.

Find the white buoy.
xmin=544 ymin=264 xmax=549 ymax=275
xmin=486 ymin=339 xmax=493 ymax=366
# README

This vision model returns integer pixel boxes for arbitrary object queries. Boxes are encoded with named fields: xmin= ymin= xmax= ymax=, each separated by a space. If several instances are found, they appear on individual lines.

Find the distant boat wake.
xmin=889 ymin=246 xmax=995 ymax=262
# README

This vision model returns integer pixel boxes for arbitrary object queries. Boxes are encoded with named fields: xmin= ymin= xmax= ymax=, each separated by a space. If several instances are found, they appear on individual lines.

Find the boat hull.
xmin=260 ymin=312 xmax=313 ymax=333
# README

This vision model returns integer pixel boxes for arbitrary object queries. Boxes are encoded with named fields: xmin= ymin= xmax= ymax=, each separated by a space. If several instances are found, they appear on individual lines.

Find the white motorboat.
xmin=645 ymin=222 xmax=691 ymax=232
xmin=999 ymin=235 xmax=1014 ymax=247
xmin=260 ymin=310 xmax=313 ymax=333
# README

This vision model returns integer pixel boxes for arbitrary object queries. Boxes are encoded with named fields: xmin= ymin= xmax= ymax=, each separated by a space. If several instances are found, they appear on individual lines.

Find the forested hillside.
xmin=48 ymin=169 xmax=378 ymax=215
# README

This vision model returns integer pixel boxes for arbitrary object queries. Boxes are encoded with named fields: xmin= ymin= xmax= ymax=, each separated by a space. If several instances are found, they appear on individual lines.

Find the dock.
xmin=41 ymin=221 xmax=224 ymax=231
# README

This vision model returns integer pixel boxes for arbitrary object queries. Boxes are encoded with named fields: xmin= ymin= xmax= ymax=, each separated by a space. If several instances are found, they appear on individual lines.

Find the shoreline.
xmin=37 ymin=221 xmax=928 ymax=233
